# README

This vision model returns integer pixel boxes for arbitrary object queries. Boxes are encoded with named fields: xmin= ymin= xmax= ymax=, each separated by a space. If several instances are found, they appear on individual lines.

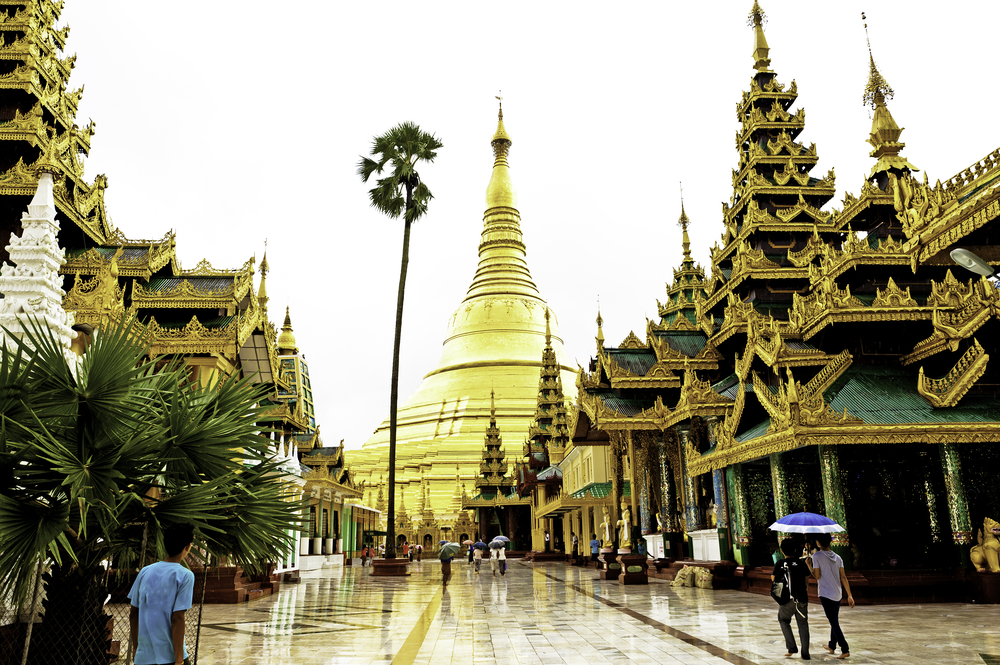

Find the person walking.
xmin=468 ymin=543 xmax=474 ymax=564
xmin=489 ymin=546 xmax=500 ymax=577
xmin=128 ymin=523 xmax=196 ymax=665
xmin=772 ymin=538 xmax=810 ymax=660
xmin=441 ymin=548 xmax=454 ymax=587
xmin=416 ymin=544 xmax=423 ymax=562
xmin=473 ymin=545 xmax=483 ymax=573
xmin=544 ymin=530 xmax=550 ymax=552
xmin=402 ymin=541 xmax=409 ymax=560
xmin=498 ymin=544 xmax=507 ymax=576
xmin=808 ymin=533 xmax=854 ymax=660
xmin=572 ymin=532 xmax=579 ymax=558
xmin=590 ymin=534 xmax=600 ymax=568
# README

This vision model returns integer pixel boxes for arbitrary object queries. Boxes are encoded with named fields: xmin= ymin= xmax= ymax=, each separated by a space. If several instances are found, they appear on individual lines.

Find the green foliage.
xmin=357 ymin=121 xmax=443 ymax=224
xmin=0 ymin=317 xmax=304 ymax=605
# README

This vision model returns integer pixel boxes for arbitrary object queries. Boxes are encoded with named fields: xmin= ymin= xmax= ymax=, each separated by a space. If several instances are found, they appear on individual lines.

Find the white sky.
xmin=61 ymin=1 xmax=1000 ymax=451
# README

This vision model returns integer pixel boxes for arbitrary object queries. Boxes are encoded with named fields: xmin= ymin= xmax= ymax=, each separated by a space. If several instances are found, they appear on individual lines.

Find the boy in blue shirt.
xmin=128 ymin=523 xmax=196 ymax=665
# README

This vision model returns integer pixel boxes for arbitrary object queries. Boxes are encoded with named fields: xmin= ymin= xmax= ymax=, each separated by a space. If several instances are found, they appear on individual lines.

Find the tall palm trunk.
xmin=385 ymin=184 xmax=414 ymax=560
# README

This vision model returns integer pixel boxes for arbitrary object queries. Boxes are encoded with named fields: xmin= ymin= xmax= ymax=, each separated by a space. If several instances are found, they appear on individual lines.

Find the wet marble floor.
xmin=194 ymin=559 xmax=1000 ymax=665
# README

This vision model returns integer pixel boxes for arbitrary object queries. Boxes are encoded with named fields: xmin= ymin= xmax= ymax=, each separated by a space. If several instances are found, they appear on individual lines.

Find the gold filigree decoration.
xmin=619 ymin=331 xmax=646 ymax=349
xmin=918 ymin=339 xmax=989 ymax=408
xmin=872 ymin=277 xmax=918 ymax=308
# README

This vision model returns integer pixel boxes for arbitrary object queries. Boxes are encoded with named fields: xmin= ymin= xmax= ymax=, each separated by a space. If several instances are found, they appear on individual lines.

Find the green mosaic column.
xmin=657 ymin=432 xmax=684 ymax=559
xmin=818 ymin=445 xmax=851 ymax=569
xmin=919 ymin=450 xmax=943 ymax=545
xmin=939 ymin=442 xmax=973 ymax=568
xmin=726 ymin=464 xmax=752 ymax=566
xmin=770 ymin=452 xmax=791 ymax=542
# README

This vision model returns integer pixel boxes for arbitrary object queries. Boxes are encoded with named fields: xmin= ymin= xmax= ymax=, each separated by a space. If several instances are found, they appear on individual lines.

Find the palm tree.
xmin=0 ymin=318 xmax=301 ymax=662
xmin=358 ymin=122 xmax=442 ymax=559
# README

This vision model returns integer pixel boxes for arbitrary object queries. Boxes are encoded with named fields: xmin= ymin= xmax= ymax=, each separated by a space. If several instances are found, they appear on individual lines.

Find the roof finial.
xmin=490 ymin=386 xmax=496 ymax=418
xmin=678 ymin=182 xmax=692 ymax=262
xmin=491 ymin=92 xmax=511 ymax=158
xmin=596 ymin=297 xmax=605 ymax=351
xmin=748 ymin=1 xmax=771 ymax=72
xmin=544 ymin=306 xmax=551 ymax=344
xmin=862 ymin=12 xmax=894 ymax=109
xmin=496 ymin=90 xmax=503 ymax=117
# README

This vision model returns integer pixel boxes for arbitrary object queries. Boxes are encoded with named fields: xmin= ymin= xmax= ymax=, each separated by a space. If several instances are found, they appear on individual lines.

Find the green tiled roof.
xmin=713 ymin=374 xmax=754 ymax=400
xmin=607 ymin=349 xmax=656 ymax=375
xmin=145 ymin=277 xmax=232 ymax=293
xmin=736 ymin=418 xmax=771 ymax=442
xmin=652 ymin=331 xmax=708 ymax=357
xmin=827 ymin=365 xmax=1000 ymax=425
xmin=597 ymin=393 xmax=653 ymax=416
xmin=67 ymin=246 xmax=151 ymax=261
xmin=570 ymin=481 xmax=631 ymax=499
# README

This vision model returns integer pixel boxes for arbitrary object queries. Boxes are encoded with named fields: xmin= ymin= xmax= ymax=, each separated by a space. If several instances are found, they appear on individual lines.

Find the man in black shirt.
xmin=771 ymin=538 xmax=811 ymax=660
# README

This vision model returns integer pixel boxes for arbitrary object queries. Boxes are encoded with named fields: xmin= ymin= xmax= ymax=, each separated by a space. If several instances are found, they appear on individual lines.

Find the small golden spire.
xmin=544 ymin=307 xmax=551 ymax=344
xmin=35 ymin=126 xmax=62 ymax=176
xmin=490 ymin=388 xmax=496 ymax=418
xmin=861 ymin=13 xmax=894 ymax=109
xmin=678 ymin=183 xmax=692 ymax=262
xmin=596 ymin=301 xmax=605 ymax=351
xmin=748 ymin=1 xmax=771 ymax=72
xmin=257 ymin=242 xmax=269 ymax=304
xmin=486 ymin=93 xmax=517 ymax=209
xmin=277 ymin=305 xmax=298 ymax=355
xmin=861 ymin=12 xmax=917 ymax=178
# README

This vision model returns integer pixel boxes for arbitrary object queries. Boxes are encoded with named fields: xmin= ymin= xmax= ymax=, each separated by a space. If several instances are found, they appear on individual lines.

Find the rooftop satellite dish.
xmin=950 ymin=248 xmax=994 ymax=277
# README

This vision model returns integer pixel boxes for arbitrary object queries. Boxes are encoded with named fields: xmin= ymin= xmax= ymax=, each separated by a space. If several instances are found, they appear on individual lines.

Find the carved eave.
xmin=689 ymin=420 xmax=1000 ymax=476
xmin=145 ymin=314 xmax=240 ymax=358
xmin=737 ymin=77 xmax=798 ymax=115
xmin=131 ymin=257 xmax=255 ymax=310
xmin=918 ymin=339 xmax=989 ymax=408
xmin=831 ymin=181 xmax=895 ymax=231
xmin=62 ymin=235 xmax=177 ymax=280
xmin=902 ymin=275 xmax=999 ymax=365
xmin=903 ymin=178 xmax=1000 ymax=264
xmin=787 ymin=277 xmax=934 ymax=341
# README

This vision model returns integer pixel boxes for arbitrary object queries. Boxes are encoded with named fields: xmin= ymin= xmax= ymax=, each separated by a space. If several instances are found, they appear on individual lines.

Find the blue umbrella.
xmin=492 ymin=535 xmax=510 ymax=543
xmin=769 ymin=511 xmax=845 ymax=534
xmin=439 ymin=540 xmax=449 ymax=545
xmin=474 ymin=541 xmax=489 ymax=550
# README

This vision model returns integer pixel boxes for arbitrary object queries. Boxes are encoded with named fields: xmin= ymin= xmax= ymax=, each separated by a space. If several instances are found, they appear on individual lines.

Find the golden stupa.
xmin=349 ymin=104 xmax=578 ymax=526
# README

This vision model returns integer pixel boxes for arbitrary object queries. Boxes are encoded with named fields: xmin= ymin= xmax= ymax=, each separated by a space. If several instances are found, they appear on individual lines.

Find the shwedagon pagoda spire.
xmin=348 ymin=102 xmax=577 ymax=531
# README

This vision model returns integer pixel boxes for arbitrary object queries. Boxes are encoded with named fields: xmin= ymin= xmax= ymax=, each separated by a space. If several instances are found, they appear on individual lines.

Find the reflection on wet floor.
xmin=195 ymin=558 xmax=1000 ymax=665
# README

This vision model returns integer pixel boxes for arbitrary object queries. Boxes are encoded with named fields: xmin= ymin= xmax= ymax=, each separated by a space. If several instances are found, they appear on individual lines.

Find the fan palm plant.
xmin=358 ymin=122 xmax=442 ymax=559
xmin=0 ymin=317 xmax=302 ymax=660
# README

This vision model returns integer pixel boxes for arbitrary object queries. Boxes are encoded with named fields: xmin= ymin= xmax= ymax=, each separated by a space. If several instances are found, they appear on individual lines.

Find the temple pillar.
xmin=610 ymin=433 xmax=623 ymax=549
xmin=707 ymin=416 xmax=732 ymax=560
xmin=626 ymin=430 xmax=639 ymax=527
xmin=770 ymin=452 xmax=791 ymax=542
xmin=678 ymin=425 xmax=699 ymax=534
xmin=638 ymin=434 xmax=651 ymax=536
xmin=818 ymin=445 xmax=851 ymax=568
xmin=919 ymin=450 xmax=943 ymax=546
xmin=939 ymin=442 xmax=973 ymax=567
xmin=726 ymin=464 xmax=752 ymax=566
xmin=657 ymin=432 xmax=683 ymax=558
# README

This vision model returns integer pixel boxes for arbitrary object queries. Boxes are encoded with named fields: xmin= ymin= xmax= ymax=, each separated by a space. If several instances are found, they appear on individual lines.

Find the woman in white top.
xmin=473 ymin=546 xmax=483 ymax=573
xmin=490 ymin=546 xmax=507 ymax=577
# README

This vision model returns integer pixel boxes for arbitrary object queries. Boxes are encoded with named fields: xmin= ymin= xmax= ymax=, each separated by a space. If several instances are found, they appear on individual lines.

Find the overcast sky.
xmin=61 ymin=1 xmax=1000 ymax=450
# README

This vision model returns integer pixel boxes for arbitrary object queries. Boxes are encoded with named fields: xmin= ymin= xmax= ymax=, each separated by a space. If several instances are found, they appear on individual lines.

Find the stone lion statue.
xmin=970 ymin=516 xmax=1000 ymax=573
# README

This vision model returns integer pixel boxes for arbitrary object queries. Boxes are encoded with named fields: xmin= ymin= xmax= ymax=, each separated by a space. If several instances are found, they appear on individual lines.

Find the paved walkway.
xmin=194 ymin=559 xmax=1000 ymax=665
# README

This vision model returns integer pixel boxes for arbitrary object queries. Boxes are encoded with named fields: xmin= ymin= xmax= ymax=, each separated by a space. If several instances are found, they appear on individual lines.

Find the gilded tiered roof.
xmin=476 ymin=390 xmax=512 ymax=490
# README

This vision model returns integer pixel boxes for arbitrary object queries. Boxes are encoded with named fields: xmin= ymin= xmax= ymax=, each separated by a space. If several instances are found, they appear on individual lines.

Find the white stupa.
xmin=0 ymin=155 xmax=77 ymax=366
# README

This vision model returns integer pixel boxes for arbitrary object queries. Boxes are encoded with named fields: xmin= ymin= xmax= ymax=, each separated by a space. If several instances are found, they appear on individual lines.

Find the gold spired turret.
xmin=749 ymin=1 xmax=771 ymax=72
xmin=348 ymin=100 xmax=577 ymax=527
xmin=277 ymin=306 xmax=298 ymax=355
xmin=862 ymin=13 xmax=918 ymax=179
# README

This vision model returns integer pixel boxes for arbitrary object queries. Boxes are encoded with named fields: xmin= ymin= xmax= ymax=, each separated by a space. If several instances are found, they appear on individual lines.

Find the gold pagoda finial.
xmin=485 ymin=94 xmax=516 ymax=210
xmin=544 ymin=307 xmax=552 ymax=344
xmin=490 ymin=387 xmax=496 ymax=418
xmin=862 ymin=13 xmax=894 ymax=109
xmin=748 ymin=1 xmax=771 ymax=72
xmin=257 ymin=241 xmax=269 ymax=305
xmin=596 ymin=300 xmax=605 ymax=351
xmin=861 ymin=12 xmax=916 ymax=178
xmin=35 ymin=126 xmax=62 ymax=176
xmin=277 ymin=305 xmax=298 ymax=355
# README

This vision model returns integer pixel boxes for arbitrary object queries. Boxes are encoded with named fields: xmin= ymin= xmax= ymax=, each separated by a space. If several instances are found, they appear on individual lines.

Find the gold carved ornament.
xmin=917 ymin=339 xmax=989 ymax=408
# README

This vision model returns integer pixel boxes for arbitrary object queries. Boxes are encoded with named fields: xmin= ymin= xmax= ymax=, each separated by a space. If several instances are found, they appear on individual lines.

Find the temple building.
xmin=566 ymin=1 xmax=1000 ymax=601
xmin=347 ymin=105 xmax=577 ymax=550
xmin=0 ymin=0 xmax=361 ymax=585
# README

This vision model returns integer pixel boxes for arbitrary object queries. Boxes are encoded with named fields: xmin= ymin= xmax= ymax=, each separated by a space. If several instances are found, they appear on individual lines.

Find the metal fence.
xmin=0 ymin=561 xmax=207 ymax=665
